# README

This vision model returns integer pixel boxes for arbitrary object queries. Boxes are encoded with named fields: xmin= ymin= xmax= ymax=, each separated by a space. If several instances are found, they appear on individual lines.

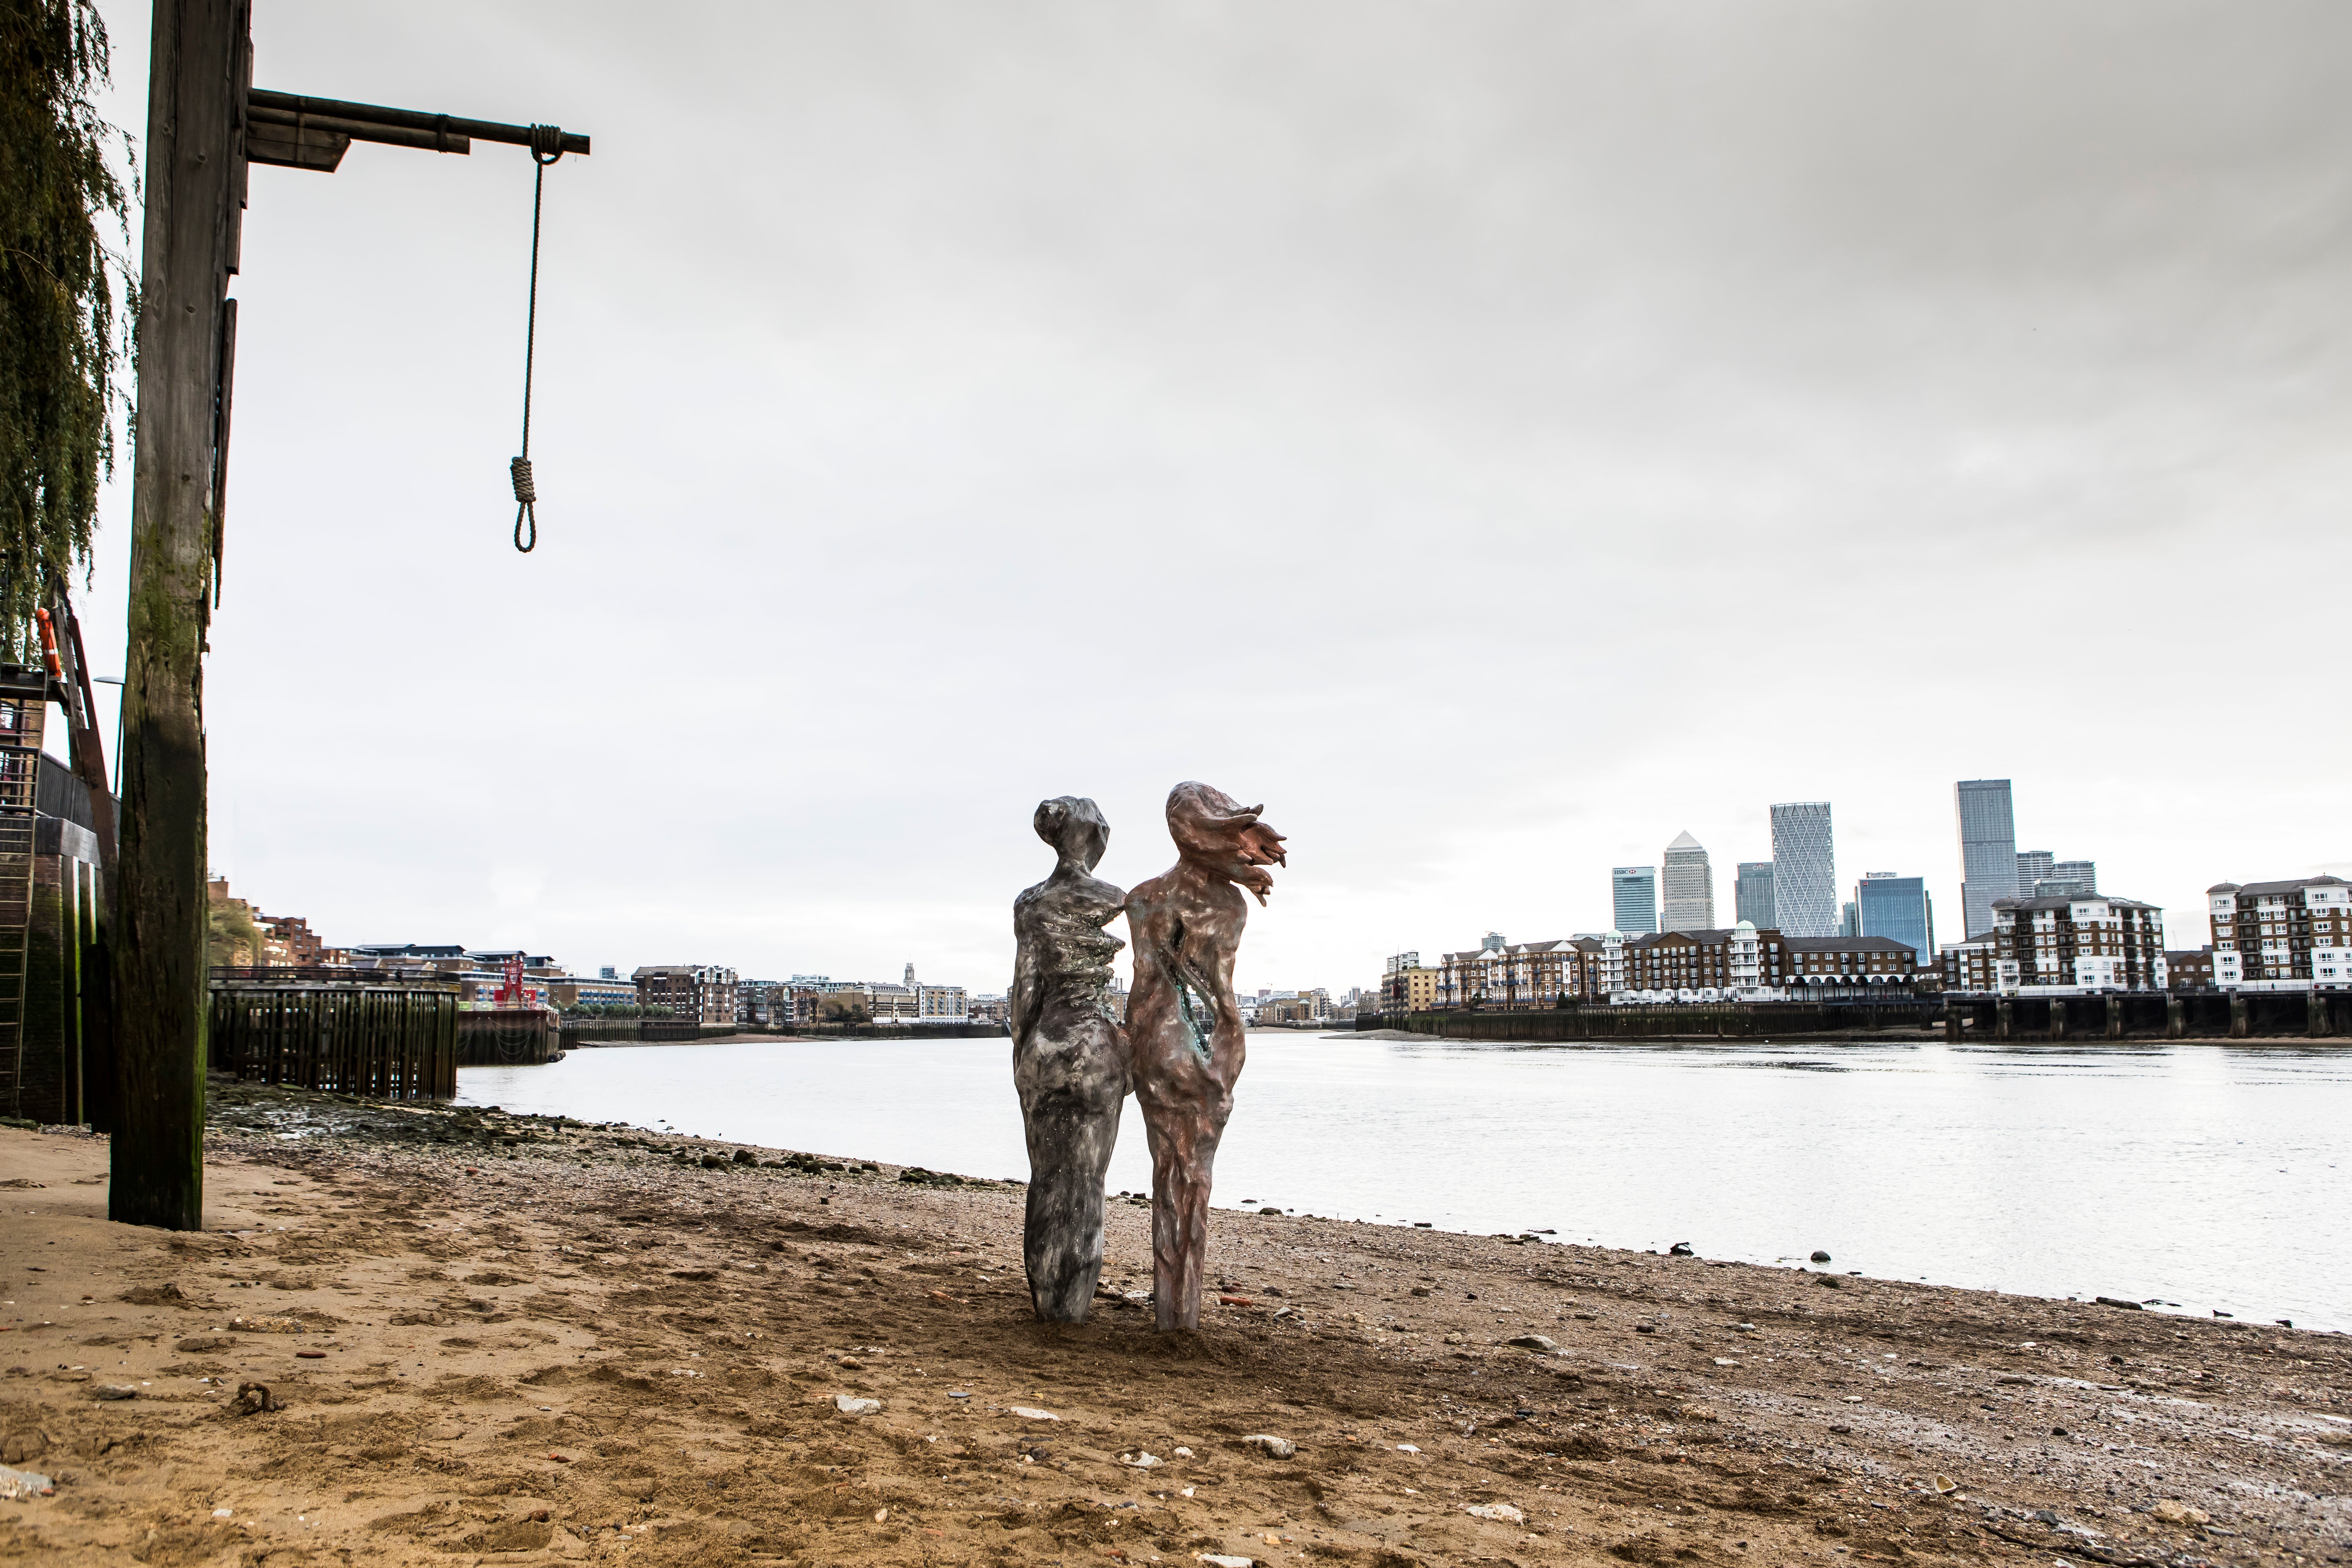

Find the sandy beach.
xmin=1 ymin=1083 xmax=2345 ymax=1567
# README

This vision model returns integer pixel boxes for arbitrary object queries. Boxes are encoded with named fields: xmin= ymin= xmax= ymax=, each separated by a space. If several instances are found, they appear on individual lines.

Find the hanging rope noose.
xmin=511 ymin=125 xmax=565 ymax=552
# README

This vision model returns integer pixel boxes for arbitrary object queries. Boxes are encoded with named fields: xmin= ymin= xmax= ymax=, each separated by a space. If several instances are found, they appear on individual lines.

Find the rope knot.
xmin=511 ymin=457 xmax=539 ymax=552
xmin=530 ymin=123 xmax=565 ymax=164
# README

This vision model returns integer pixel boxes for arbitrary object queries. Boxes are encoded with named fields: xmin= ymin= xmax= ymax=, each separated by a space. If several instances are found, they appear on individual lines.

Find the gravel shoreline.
xmin=0 ymin=1082 xmax=2344 ymax=1566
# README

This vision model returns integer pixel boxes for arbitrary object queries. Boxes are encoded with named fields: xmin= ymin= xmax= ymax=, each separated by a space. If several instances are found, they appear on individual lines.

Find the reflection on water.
xmin=457 ymin=1031 xmax=2352 ymax=1331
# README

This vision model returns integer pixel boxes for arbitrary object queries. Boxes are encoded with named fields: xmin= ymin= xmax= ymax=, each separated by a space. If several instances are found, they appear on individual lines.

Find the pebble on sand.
xmin=1240 ymin=1433 xmax=1296 ymax=1458
xmin=2151 ymin=1500 xmax=2212 ymax=1526
xmin=1197 ymin=1556 xmax=1255 ymax=1568
xmin=1010 ymin=1406 xmax=1060 ymax=1421
xmin=1505 ymin=1333 xmax=1559 ymax=1354
xmin=1465 ymin=1502 xmax=1526 ymax=1524
xmin=833 ymin=1395 xmax=881 ymax=1416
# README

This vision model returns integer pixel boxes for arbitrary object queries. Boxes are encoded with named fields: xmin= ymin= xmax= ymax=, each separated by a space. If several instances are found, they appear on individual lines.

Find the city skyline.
xmin=77 ymin=4 xmax=2347 ymax=998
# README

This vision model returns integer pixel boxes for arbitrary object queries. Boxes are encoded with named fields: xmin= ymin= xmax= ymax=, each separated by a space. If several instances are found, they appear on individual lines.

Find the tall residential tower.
xmin=1769 ymin=801 xmax=1837 ymax=936
xmin=1955 ymin=779 xmax=2018 ymax=939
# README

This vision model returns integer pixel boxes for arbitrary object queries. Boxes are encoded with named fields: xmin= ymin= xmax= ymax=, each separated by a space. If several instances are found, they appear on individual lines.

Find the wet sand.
xmin=0 ymin=1085 xmax=2345 ymax=1566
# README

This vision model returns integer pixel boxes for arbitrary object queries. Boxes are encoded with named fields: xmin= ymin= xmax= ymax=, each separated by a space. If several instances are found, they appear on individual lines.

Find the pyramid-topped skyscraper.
xmin=1661 ymin=830 xmax=1715 ymax=933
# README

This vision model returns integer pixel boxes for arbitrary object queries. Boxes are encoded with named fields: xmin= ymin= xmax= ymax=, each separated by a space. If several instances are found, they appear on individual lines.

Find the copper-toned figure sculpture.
xmin=1126 ymin=781 xmax=1287 ymax=1331
xmin=1011 ymin=796 xmax=1132 ymax=1322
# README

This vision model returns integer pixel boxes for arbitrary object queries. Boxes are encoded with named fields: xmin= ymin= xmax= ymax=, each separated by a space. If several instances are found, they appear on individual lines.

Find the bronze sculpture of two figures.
xmin=1011 ymin=783 xmax=1286 ymax=1331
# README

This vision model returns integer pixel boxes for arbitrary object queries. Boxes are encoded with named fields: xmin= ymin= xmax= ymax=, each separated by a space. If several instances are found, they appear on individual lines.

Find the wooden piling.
xmin=208 ymin=983 xmax=459 ymax=1099
xmin=113 ymin=0 xmax=245 ymax=1230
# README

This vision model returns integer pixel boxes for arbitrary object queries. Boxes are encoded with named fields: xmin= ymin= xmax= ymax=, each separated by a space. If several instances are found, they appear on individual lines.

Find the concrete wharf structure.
xmin=1366 ymin=989 xmax=2351 ymax=1043
xmin=1942 ymin=989 xmax=2350 ymax=1041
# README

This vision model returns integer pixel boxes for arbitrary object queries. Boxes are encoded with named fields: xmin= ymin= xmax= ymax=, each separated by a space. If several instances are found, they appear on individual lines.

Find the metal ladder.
xmin=0 ymin=682 xmax=43 ymax=1119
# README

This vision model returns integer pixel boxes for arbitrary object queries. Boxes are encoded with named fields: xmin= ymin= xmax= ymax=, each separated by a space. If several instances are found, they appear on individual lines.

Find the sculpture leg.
xmin=1015 ymin=1013 xmax=1126 ymax=1323
xmin=1143 ymin=1103 xmax=1224 ymax=1332
xmin=1019 ymin=1088 xmax=1121 ymax=1320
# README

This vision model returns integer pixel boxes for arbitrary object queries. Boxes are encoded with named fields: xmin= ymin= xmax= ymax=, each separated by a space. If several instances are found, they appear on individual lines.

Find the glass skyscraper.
xmin=1735 ymin=861 xmax=1776 ymax=928
xmin=2015 ymin=849 xmax=2054 ymax=900
xmin=1660 ymin=832 xmax=1714 ymax=932
xmin=1769 ymin=801 xmax=1837 ymax=936
xmin=1955 ymin=779 xmax=2019 ymax=939
xmin=1856 ymin=873 xmax=1934 ymax=964
xmin=1612 ymin=866 xmax=1658 ymax=934
xmin=2041 ymin=859 xmax=2097 ymax=898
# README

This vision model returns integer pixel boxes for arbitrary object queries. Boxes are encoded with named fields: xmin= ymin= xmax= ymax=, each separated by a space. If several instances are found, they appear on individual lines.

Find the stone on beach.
xmin=832 ymin=1395 xmax=881 ymax=1416
xmin=1240 ymin=1433 xmax=1296 ymax=1458
xmin=1010 ymin=1406 xmax=1059 ymax=1421
xmin=1505 ymin=1333 xmax=1558 ymax=1353
xmin=2151 ymin=1499 xmax=2212 ymax=1525
xmin=1465 ymin=1501 xmax=1525 ymax=1523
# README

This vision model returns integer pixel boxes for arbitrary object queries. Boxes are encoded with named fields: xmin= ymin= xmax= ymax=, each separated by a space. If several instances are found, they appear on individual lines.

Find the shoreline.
xmin=0 ymin=1083 xmax=2343 ymax=1565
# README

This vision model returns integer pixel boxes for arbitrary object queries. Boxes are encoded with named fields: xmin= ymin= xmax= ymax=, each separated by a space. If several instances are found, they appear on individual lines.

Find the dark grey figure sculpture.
xmin=1126 ymin=781 xmax=1286 ymax=1331
xmin=1011 ymin=796 xmax=1132 ymax=1322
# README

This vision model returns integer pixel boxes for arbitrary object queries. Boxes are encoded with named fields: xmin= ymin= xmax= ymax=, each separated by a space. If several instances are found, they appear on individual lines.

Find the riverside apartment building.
xmin=1435 ymin=925 xmax=1919 ymax=1007
xmin=2208 ymin=876 xmax=2352 ymax=990
xmin=632 ymin=964 xmax=741 ymax=1023
xmin=1942 ymin=893 xmax=2166 ymax=994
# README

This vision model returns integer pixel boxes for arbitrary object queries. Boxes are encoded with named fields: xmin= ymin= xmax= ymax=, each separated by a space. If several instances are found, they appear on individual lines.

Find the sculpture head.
xmin=1034 ymin=795 xmax=1110 ymax=875
xmin=1165 ymin=780 xmax=1287 ymax=905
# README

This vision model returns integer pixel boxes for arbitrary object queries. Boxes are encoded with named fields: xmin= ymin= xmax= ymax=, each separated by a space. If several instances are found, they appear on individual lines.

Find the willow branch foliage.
xmin=0 ymin=0 xmax=133 ymax=659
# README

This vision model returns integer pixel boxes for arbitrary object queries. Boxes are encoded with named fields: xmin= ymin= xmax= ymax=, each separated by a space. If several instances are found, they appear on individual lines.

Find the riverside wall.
xmin=1373 ymin=1000 xmax=1939 ymax=1042
xmin=1367 ymin=988 xmax=2352 ymax=1043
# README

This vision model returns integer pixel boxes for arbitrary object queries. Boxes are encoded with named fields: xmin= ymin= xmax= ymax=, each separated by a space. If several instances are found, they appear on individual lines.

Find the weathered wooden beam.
xmin=245 ymin=103 xmax=477 ymax=169
xmin=115 ymin=0 xmax=243 ymax=1231
xmin=242 ymin=117 xmax=347 ymax=172
xmin=249 ymin=89 xmax=589 ymax=157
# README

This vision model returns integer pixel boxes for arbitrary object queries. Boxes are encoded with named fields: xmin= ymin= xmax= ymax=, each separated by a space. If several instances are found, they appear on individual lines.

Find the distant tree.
xmin=561 ymin=1002 xmax=653 ymax=1019
xmin=0 ymin=0 xmax=134 ymax=653
xmin=206 ymin=899 xmax=258 ymax=967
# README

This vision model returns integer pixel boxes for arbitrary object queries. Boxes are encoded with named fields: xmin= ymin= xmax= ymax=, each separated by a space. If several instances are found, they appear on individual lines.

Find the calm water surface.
xmin=456 ymin=1031 xmax=2352 ymax=1332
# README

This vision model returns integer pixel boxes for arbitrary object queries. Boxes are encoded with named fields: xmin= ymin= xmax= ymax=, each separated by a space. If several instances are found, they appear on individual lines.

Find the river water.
xmin=454 ymin=1031 xmax=2352 ymax=1333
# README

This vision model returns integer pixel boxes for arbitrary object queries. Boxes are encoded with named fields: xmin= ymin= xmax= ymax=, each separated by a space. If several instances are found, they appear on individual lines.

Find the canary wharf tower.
xmin=1769 ymin=801 xmax=1837 ymax=936
xmin=1954 ymin=778 xmax=2019 ymax=939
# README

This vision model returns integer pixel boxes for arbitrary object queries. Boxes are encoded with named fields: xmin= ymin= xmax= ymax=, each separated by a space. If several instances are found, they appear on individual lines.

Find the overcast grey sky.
xmin=82 ymin=1 xmax=2352 ymax=991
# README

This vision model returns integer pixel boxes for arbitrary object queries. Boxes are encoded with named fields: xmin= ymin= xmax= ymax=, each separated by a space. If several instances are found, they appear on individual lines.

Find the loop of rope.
xmin=511 ymin=127 xmax=562 ymax=553
xmin=510 ymin=457 xmax=537 ymax=552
